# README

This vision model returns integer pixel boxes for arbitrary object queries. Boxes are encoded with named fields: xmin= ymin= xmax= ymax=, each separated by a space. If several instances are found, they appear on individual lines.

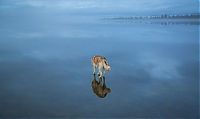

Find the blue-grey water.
xmin=0 ymin=10 xmax=199 ymax=118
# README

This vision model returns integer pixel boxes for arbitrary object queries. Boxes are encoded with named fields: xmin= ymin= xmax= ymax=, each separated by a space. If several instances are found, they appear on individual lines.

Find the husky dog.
xmin=92 ymin=55 xmax=111 ymax=78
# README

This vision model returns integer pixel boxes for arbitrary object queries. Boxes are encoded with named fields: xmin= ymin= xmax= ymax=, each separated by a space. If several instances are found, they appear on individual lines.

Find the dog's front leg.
xmin=93 ymin=65 xmax=96 ymax=75
xmin=98 ymin=66 xmax=103 ymax=78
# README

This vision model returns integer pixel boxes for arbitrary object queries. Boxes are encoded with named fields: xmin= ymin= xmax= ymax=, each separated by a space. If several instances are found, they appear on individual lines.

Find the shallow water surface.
xmin=0 ymin=10 xmax=199 ymax=118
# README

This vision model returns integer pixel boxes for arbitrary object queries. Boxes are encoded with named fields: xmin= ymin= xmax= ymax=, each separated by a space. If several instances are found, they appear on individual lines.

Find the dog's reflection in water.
xmin=91 ymin=75 xmax=111 ymax=98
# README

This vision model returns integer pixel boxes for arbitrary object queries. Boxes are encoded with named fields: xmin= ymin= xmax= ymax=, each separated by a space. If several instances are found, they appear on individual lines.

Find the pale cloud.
xmin=13 ymin=0 xmax=172 ymax=11
xmin=3 ymin=0 xmax=100 ymax=9
xmin=138 ymin=51 xmax=181 ymax=80
xmin=0 ymin=0 xmax=198 ymax=14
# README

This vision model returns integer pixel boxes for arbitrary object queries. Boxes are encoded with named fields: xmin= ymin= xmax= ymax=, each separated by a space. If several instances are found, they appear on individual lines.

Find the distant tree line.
xmin=108 ymin=13 xmax=200 ymax=20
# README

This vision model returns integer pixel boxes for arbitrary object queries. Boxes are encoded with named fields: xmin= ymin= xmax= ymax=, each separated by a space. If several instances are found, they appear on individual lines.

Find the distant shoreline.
xmin=103 ymin=13 xmax=200 ymax=20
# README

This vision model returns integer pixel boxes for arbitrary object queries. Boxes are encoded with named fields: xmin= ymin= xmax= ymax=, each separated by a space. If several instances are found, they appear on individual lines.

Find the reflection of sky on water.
xmin=0 ymin=1 xmax=199 ymax=118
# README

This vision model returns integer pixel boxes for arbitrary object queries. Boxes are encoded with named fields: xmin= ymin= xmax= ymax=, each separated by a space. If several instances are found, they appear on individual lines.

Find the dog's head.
xmin=103 ymin=60 xmax=111 ymax=71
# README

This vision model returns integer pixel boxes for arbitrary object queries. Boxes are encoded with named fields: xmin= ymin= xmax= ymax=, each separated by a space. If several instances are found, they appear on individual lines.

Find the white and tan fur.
xmin=92 ymin=55 xmax=111 ymax=78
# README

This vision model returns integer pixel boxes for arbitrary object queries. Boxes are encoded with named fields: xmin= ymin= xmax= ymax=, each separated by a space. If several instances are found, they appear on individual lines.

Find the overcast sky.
xmin=0 ymin=0 xmax=198 ymax=15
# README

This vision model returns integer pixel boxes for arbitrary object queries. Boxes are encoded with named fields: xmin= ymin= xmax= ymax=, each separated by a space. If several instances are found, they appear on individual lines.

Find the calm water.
xmin=0 ymin=10 xmax=199 ymax=118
